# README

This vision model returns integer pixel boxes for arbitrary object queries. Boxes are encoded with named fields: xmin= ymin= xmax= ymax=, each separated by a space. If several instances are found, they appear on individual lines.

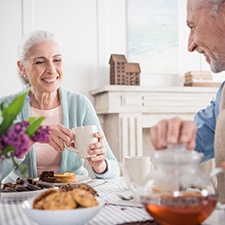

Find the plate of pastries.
xmin=37 ymin=171 xmax=91 ymax=186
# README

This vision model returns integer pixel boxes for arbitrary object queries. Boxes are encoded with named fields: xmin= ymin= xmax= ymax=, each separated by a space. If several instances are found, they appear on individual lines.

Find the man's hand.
xmin=150 ymin=116 xmax=196 ymax=150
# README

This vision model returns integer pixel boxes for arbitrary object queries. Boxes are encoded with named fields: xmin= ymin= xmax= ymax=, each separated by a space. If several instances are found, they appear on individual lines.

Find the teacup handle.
xmin=119 ymin=162 xmax=138 ymax=195
xmin=64 ymin=142 xmax=79 ymax=153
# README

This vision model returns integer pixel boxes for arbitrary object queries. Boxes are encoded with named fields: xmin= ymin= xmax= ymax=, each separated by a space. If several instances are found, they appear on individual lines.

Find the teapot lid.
xmin=153 ymin=144 xmax=204 ymax=165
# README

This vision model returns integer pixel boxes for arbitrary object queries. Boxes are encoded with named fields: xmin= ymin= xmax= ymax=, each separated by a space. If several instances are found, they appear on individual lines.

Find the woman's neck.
xmin=29 ymin=90 xmax=60 ymax=110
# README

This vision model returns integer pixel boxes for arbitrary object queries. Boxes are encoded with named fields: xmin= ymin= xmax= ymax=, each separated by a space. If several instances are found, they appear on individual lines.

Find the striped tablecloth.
xmin=0 ymin=177 xmax=152 ymax=225
xmin=1 ymin=177 xmax=224 ymax=225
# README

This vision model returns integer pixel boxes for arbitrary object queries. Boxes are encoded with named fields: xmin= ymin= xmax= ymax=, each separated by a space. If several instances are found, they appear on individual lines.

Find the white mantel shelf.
xmin=90 ymin=85 xmax=218 ymax=162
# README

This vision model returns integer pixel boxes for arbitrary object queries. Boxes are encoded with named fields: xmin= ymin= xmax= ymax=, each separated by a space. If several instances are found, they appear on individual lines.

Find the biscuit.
xmin=73 ymin=183 xmax=99 ymax=197
xmin=60 ymin=183 xmax=99 ymax=197
xmin=32 ymin=188 xmax=98 ymax=210
xmin=43 ymin=192 xmax=77 ymax=210
xmin=71 ymin=189 xmax=98 ymax=207
xmin=59 ymin=184 xmax=74 ymax=192
xmin=33 ymin=189 xmax=58 ymax=209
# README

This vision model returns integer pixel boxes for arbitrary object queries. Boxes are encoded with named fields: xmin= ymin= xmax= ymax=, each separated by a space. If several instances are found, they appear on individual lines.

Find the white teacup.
xmin=64 ymin=125 xmax=98 ymax=158
xmin=124 ymin=156 xmax=154 ymax=185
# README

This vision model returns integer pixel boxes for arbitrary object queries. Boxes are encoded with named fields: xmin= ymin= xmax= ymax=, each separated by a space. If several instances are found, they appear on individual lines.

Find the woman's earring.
xmin=21 ymin=73 xmax=29 ymax=83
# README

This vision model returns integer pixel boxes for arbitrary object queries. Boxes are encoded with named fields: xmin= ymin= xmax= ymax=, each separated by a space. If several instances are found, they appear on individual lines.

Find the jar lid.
xmin=153 ymin=144 xmax=204 ymax=165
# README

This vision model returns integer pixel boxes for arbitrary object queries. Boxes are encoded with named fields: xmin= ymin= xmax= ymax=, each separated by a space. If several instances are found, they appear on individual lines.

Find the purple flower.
xmin=0 ymin=121 xmax=51 ymax=159
xmin=1 ymin=122 xmax=30 ymax=158
xmin=0 ymin=92 xmax=51 ymax=174
xmin=31 ymin=125 xmax=51 ymax=142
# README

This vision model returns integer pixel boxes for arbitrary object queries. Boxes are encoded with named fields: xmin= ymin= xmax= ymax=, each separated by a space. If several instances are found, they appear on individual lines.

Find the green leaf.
xmin=7 ymin=149 xmax=28 ymax=176
xmin=28 ymin=117 xmax=37 ymax=123
xmin=0 ymin=102 xmax=4 ymax=111
xmin=0 ymin=145 xmax=14 ymax=156
xmin=0 ymin=92 xmax=28 ymax=135
xmin=20 ymin=164 xmax=28 ymax=175
xmin=26 ymin=116 xmax=45 ymax=137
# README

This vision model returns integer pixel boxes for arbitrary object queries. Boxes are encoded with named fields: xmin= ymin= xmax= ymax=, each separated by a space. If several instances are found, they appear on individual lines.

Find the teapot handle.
xmin=210 ymin=167 xmax=224 ymax=177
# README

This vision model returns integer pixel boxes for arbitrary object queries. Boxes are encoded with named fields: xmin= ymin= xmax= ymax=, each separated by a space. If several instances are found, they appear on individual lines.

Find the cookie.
xmin=71 ymin=189 xmax=98 ymax=207
xmin=44 ymin=192 xmax=77 ymax=210
xmin=59 ymin=184 xmax=74 ymax=192
xmin=73 ymin=183 xmax=99 ymax=197
xmin=33 ymin=189 xmax=58 ymax=209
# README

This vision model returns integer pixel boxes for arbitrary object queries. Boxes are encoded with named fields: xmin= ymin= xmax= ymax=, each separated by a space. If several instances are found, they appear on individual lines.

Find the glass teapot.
xmin=122 ymin=145 xmax=218 ymax=225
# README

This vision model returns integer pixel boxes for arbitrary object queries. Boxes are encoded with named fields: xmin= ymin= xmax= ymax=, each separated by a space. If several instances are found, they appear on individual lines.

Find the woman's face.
xmin=20 ymin=40 xmax=64 ymax=94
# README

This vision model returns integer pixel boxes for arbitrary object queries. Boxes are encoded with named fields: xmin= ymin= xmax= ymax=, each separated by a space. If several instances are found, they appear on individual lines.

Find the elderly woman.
xmin=1 ymin=30 xmax=120 ymax=181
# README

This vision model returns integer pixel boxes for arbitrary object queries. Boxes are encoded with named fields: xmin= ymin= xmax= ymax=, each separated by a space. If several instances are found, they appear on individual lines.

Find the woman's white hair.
xmin=17 ymin=30 xmax=60 ymax=65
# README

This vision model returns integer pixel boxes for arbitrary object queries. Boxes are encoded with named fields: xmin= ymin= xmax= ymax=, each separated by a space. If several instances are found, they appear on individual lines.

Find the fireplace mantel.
xmin=90 ymin=85 xmax=218 ymax=162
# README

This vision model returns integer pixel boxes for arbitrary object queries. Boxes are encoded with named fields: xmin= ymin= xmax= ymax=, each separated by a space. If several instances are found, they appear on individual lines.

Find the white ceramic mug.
xmin=64 ymin=125 xmax=98 ymax=158
xmin=124 ymin=156 xmax=154 ymax=184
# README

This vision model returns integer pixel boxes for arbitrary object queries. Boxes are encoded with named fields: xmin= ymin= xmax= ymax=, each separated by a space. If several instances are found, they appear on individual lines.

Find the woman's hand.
xmin=87 ymin=132 xmax=107 ymax=174
xmin=47 ymin=124 xmax=74 ymax=152
xmin=150 ymin=116 xmax=196 ymax=150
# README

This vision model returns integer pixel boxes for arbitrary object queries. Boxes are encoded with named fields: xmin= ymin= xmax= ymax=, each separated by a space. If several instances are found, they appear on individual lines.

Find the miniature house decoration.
xmin=109 ymin=54 xmax=141 ymax=85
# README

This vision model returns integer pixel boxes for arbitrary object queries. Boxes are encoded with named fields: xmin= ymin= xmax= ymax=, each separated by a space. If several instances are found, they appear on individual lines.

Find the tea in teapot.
xmin=124 ymin=145 xmax=218 ymax=225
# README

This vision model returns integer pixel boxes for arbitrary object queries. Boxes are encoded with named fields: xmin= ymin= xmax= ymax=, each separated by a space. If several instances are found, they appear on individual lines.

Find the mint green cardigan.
xmin=1 ymin=86 xmax=120 ymax=180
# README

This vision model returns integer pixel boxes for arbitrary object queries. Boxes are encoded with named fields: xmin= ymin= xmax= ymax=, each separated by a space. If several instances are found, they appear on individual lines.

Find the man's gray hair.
xmin=200 ymin=0 xmax=225 ymax=17
xmin=17 ymin=30 xmax=60 ymax=65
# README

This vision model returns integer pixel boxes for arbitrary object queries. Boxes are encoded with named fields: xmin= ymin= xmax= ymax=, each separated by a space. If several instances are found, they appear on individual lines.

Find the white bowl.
xmin=21 ymin=197 xmax=105 ymax=225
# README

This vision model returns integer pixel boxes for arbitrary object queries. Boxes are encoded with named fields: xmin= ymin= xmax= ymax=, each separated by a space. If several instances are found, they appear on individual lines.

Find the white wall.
xmin=0 ymin=0 xmax=24 ymax=95
xmin=1 ymin=0 xmax=224 ymax=100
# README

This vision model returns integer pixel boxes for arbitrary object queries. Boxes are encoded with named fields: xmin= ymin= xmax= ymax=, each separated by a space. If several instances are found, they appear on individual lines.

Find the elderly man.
xmin=150 ymin=0 xmax=225 ymax=201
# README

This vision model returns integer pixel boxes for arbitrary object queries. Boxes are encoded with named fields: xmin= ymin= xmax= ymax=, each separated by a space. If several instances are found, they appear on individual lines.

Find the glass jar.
xmin=138 ymin=145 xmax=217 ymax=225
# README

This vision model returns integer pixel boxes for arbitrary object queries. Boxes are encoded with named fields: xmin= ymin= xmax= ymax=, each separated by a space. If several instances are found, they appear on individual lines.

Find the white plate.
xmin=37 ymin=175 xmax=92 ymax=186
xmin=1 ymin=188 xmax=56 ymax=201
xmin=1 ymin=175 xmax=90 ymax=201
xmin=21 ymin=197 xmax=105 ymax=225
